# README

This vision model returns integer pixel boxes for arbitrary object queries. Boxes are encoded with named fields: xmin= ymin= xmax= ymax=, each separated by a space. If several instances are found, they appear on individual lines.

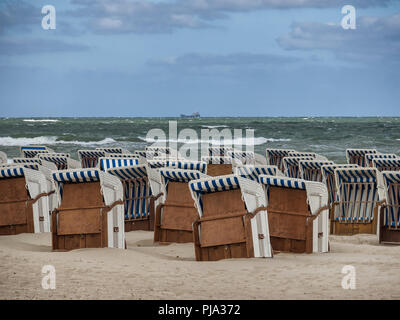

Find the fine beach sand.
xmin=0 ymin=231 xmax=399 ymax=300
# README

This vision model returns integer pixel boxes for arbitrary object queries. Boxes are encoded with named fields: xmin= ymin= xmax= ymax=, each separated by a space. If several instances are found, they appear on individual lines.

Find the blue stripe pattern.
xmin=0 ymin=167 xmax=25 ymax=178
xmin=99 ymin=158 xmax=139 ymax=171
xmin=382 ymin=172 xmax=400 ymax=228
xmin=236 ymin=166 xmax=277 ymax=182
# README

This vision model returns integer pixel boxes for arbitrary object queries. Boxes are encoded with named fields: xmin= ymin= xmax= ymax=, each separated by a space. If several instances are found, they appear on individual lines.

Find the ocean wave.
xmin=23 ymin=119 xmax=59 ymax=123
xmin=201 ymin=125 xmax=229 ymax=129
xmin=0 ymin=136 xmax=116 ymax=146
xmin=139 ymin=136 xmax=290 ymax=146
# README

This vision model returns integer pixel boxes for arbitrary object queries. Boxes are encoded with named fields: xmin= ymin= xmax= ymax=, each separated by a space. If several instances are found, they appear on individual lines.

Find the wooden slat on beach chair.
xmin=346 ymin=149 xmax=377 ymax=167
xmin=259 ymin=175 xmax=329 ymax=254
xmin=189 ymin=175 xmax=272 ymax=261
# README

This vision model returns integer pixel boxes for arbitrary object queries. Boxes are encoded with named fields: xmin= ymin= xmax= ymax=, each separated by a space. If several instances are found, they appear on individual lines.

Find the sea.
xmin=1 ymin=117 xmax=399 ymax=163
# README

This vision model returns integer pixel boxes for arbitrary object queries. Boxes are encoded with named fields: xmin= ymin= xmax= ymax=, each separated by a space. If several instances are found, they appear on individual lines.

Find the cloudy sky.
xmin=0 ymin=0 xmax=399 ymax=117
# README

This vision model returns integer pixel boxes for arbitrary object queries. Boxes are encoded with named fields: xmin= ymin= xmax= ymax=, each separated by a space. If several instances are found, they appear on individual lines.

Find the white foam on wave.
xmin=139 ymin=136 xmax=290 ymax=146
xmin=23 ymin=119 xmax=59 ymax=123
xmin=0 ymin=136 xmax=116 ymax=146
xmin=201 ymin=125 xmax=229 ymax=129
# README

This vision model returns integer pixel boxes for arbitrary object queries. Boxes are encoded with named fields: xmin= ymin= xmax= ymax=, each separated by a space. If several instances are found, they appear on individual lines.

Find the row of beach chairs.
xmin=0 ymin=146 xmax=399 ymax=261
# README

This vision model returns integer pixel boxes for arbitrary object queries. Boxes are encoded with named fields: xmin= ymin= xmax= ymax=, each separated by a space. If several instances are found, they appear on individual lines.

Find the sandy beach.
xmin=0 ymin=231 xmax=399 ymax=300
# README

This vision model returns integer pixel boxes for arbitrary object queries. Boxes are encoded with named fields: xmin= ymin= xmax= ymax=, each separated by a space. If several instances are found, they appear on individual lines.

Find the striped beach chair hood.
xmin=99 ymin=157 xmax=139 ymax=171
xmin=346 ymin=148 xmax=378 ymax=166
xmin=372 ymin=158 xmax=400 ymax=171
xmin=235 ymin=165 xmax=280 ymax=182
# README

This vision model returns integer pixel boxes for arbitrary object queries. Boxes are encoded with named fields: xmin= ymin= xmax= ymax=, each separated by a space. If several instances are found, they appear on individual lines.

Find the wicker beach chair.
xmin=51 ymin=168 xmax=125 ymax=250
xmin=154 ymin=169 xmax=209 ymax=244
xmin=365 ymin=154 xmax=398 ymax=168
xmin=378 ymin=171 xmax=400 ymax=244
xmin=372 ymin=159 xmax=400 ymax=172
xmin=321 ymin=164 xmax=360 ymax=209
xmin=235 ymin=165 xmax=282 ymax=182
xmin=299 ymin=160 xmax=335 ymax=182
xmin=106 ymin=165 xmax=155 ymax=232
xmin=13 ymin=157 xmax=57 ymax=171
xmin=330 ymin=168 xmax=383 ymax=235
xmin=346 ymin=149 xmax=378 ymax=167
xmin=282 ymin=156 xmax=315 ymax=178
xmin=266 ymin=149 xmax=296 ymax=172
xmin=38 ymin=153 xmax=71 ymax=170
xmin=78 ymin=149 xmax=106 ymax=168
xmin=259 ymin=175 xmax=329 ymax=253
xmin=0 ymin=166 xmax=53 ymax=235
xmin=189 ymin=174 xmax=272 ymax=261
xmin=0 ymin=151 xmax=7 ymax=164
xmin=20 ymin=145 xmax=53 ymax=158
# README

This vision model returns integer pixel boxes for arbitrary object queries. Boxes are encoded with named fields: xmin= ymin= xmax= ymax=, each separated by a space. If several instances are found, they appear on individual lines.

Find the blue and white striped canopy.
xmin=189 ymin=175 xmax=240 ymax=195
xmin=335 ymin=168 xmax=377 ymax=184
xmin=288 ymin=152 xmax=317 ymax=158
xmin=259 ymin=175 xmax=306 ymax=190
xmin=346 ymin=149 xmax=377 ymax=157
xmin=145 ymin=146 xmax=171 ymax=155
xmin=96 ymin=147 xmax=124 ymax=154
xmin=236 ymin=165 xmax=278 ymax=182
xmin=299 ymin=160 xmax=334 ymax=170
xmin=78 ymin=150 xmax=106 ymax=159
xmin=365 ymin=153 xmax=397 ymax=162
xmin=20 ymin=146 xmax=49 ymax=158
xmin=0 ymin=166 xmax=25 ymax=178
xmin=372 ymin=159 xmax=400 ymax=171
xmin=283 ymin=157 xmax=315 ymax=168
xmin=134 ymin=150 xmax=147 ymax=157
xmin=99 ymin=157 xmax=139 ymax=171
xmin=160 ymin=169 xmax=204 ymax=184
xmin=52 ymin=169 xmax=100 ymax=183
xmin=107 ymin=165 xmax=148 ymax=180
xmin=266 ymin=149 xmax=295 ymax=158
xmin=175 ymin=161 xmax=206 ymax=173
xmin=321 ymin=164 xmax=359 ymax=176
xmin=13 ymin=158 xmax=41 ymax=164
xmin=38 ymin=155 xmax=69 ymax=167
xmin=105 ymin=153 xmax=139 ymax=159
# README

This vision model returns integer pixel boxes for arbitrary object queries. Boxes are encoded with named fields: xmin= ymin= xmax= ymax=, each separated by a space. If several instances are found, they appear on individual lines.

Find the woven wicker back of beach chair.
xmin=202 ymin=156 xmax=233 ymax=176
xmin=346 ymin=149 xmax=377 ymax=167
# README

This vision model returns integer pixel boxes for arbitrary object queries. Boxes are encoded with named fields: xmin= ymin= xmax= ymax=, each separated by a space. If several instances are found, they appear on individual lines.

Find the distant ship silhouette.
xmin=180 ymin=112 xmax=200 ymax=118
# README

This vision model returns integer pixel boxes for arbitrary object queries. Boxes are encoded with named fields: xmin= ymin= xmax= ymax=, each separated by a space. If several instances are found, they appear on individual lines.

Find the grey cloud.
xmin=0 ymin=38 xmax=91 ymax=55
xmin=277 ymin=13 xmax=400 ymax=61
xmin=68 ymin=0 xmax=396 ymax=34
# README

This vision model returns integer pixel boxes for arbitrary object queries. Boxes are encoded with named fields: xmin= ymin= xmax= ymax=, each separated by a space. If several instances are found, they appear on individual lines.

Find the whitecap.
xmin=0 ymin=136 xmax=116 ymax=146
xmin=23 ymin=119 xmax=59 ymax=123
